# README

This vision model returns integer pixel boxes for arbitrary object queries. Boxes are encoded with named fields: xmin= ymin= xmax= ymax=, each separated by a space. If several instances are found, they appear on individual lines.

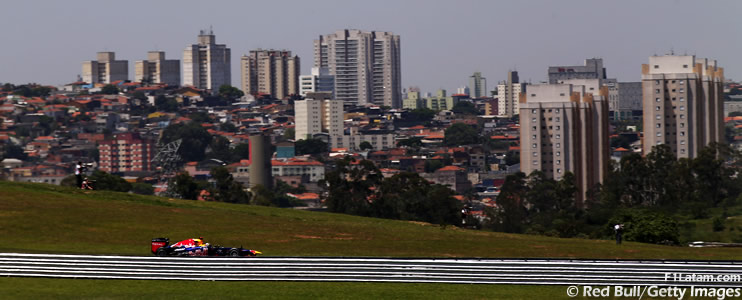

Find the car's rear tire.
xmin=156 ymin=247 xmax=168 ymax=257
xmin=229 ymin=249 xmax=240 ymax=257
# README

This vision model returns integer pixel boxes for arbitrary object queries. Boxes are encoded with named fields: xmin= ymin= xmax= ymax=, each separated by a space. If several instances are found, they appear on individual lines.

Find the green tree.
xmin=208 ymin=166 xmax=249 ymax=204
xmin=373 ymin=172 xmax=462 ymax=225
xmin=485 ymin=172 xmax=527 ymax=233
xmin=444 ymin=123 xmax=480 ymax=146
xmin=131 ymin=182 xmax=154 ymax=195
xmin=218 ymin=85 xmax=244 ymax=101
xmin=155 ymin=95 xmax=178 ymax=112
xmin=397 ymin=137 xmax=422 ymax=148
xmin=207 ymin=135 xmax=233 ymax=162
xmin=87 ymin=170 xmax=131 ymax=192
xmin=101 ymin=84 xmax=119 ymax=95
xmin=132 ymin=91 xmax=148 ymax=102
xmin=451 ymin=101 xmax=480 ymax=115
xmin=407 ymin=108 xmax=436 ymax=123
xmin=608 ymin=210 xmax=679 ymax=245
xmin=170 ymin=172 xmax=202 ymax=200
xmin=220 ymin=122 xmax=237 ymax=132
xmin=231 ymin=143 xmax=251 ymax=161
xmin=504 ymin=150 xmax=519 ymax=166
xmin=295 ymin=138 xmax=328 ymax=155
xmin=3 ymin=144 xmax=27 ymax=160
xmin=322 ymin=158 xmax=382 ymax=216
xmin=424 ymin=160 xmax=444 ymax=172
xmin=359 ymin=141 xmax=373 ymax=151
xmin=160 ymin=122 xmax=213 ymax=162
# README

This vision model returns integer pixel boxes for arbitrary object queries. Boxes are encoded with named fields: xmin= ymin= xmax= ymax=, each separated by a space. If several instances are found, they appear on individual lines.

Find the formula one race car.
xmin=151 ymin=237 xmax=262 ymax=257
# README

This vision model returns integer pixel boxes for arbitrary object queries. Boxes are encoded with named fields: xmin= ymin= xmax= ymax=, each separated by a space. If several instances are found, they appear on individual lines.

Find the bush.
xmin=712 ymin=217 xmax=725 ymax=232
xmin=131 ymin=182 xmax=154 ymax=195
xmin=608 ymin=210 xmax=679 ymax=245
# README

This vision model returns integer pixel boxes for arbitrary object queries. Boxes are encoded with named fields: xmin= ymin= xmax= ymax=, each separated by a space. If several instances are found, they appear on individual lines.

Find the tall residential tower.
xmin=240 ymin=49 xmax=300 ymax=99
xmin=135 ymin=51 xmax=180 ymax=86
xmin=641 ymin=55 xmax=724 ymax=158
xmin=82 ymin=52 xmax=128 ymax=84
xmin=314 ymin=29 xmax=401 ymax=107
xmin=183 ymin=29 xmax=231 ymax=92
xmin=519 ymin=79 xmax=609 ymax=204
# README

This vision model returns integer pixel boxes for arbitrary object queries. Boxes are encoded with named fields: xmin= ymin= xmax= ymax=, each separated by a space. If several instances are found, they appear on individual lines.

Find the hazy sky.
xmin=1 ymin=0 xmax=740 ymax=93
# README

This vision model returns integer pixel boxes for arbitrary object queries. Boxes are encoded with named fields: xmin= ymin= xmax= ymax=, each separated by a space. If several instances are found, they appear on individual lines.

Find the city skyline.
xmin=0 ymin=0 xmax=739 ymax=93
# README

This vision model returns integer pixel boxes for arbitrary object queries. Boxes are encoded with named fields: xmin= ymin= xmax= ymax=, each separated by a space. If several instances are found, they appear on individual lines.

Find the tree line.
xmin=485 ymin=143 xmax=742 ymax=244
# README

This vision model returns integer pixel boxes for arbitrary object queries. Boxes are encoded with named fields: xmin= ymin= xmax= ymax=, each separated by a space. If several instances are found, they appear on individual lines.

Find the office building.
xmin=314 ymin=29 xmax=401 ymax=107
xmin=602 ymin=80 xmax=641 ymax=120
xmin=299 ymin=67 xmax=334 ymax=97
xmin=519 ymin=79 xmax=609 ymax=204
xmin=641 ymin=55 xmax=724 ymax=158
xmin=240 ymin=49 xmax=300 ymax=99
xmin=497 ymin=71 xmax=526 ymax=117
xmin=468 ymin=72 xmax=487 ymax=98
xmin=98 ymin=133 xmax=156 ymax=173
xmin=183 ymin=29 xmax=231 ymax=92
xmin=548 ymin=58 xmax=606 ymax=84
xmin=82 ymin=52 xmax=128 ymax=84
xmin=135 ymin=51 xmax=180 ymax=86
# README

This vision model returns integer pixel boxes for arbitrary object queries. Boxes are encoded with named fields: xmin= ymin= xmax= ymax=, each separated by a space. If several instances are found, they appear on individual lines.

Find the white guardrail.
xmin=2 ymin=253 xmax=742 ymax=286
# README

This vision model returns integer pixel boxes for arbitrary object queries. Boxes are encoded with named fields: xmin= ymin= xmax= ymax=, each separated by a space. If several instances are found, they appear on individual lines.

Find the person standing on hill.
xmin=75 ymin=161 xmax=85 ymax=188
xmin=614 ymin=224 xmax=624 ymax=245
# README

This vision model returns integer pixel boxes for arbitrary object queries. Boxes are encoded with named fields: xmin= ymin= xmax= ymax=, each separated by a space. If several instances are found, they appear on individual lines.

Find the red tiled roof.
xmin=614 ymin=147 xmax=630 ymax=152
xmin=437 ymin=165 xmax=464 ymax=172
xmin=271 ymin=158 xmax=323 ymax=166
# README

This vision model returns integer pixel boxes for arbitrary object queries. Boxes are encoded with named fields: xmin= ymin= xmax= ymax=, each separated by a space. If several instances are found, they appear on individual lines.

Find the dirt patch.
xmin=531 ymin=245 xmax=548 ymax=249
xmin=294 ymin=235 xmax=322 ymax=239
xmin=408 ymin=221 xmax=432 ymax=226
xmin=623 ymin=249 xmax=639 ymax=253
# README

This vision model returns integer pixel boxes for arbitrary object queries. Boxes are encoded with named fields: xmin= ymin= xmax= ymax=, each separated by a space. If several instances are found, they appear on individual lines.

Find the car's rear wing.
xmin=151 ymin=238 xmax=169 ymax=254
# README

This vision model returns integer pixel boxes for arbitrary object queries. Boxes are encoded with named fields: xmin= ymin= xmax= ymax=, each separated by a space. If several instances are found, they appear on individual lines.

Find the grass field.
xmin=1 ymin=181 xmax=740 ymax=260
xmin=0 ymin=277 xmax=571 ymax=300
xmin=3 ymin=181 xmax=742 ymax=299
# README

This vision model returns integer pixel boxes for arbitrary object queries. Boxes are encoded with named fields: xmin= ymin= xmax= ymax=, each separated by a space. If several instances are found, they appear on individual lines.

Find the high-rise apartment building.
xmin=314 ymin=29 xmax=401 ymax=107
xmin=135 ymin=51 xmax=180 ymax=86
xmin=641 ymin=55 xmax=724 ymax=158
xmin=468 ymin=72 xmax=487 ymax=98
xmin=299 ymin=67 xmax=334 ymax=97
xmin=519 ymin=79 xmax=609 ymax=203
xmin=240 ymin=49 xmax=300 ymax=99
xmin=98 ymin=133 xmax=156 ymax=174
xmin=548 ymin=58 xmax=606 ymax=84
xmin=497 ymin=71 xmax=526 ymax=117
xmin=82 ymin=52 xmax=128 ymax=84
xmin=294 ymin=92 xmax=344 ymax=148
xmin=183 ymin=29 xmax=231 ymax=92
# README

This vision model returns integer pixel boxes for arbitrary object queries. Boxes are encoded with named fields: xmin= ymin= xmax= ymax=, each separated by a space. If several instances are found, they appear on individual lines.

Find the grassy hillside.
xmin=0 ymin=181 xmax=740 ymax=260
xmin=0 ymin=278 xmax=570 ymax=300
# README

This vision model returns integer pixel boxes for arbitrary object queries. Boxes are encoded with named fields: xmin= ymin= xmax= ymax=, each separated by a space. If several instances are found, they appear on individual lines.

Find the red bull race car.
xmin=151 ymin=237 xmax=262 ymax=257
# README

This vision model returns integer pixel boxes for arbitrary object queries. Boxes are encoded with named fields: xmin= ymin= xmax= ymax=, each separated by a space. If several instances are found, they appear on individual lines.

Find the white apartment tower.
xmin=240 ymin=49 xmax=300 ymax=99
xmin=135 ymin=51 xmax=180 ymax=86
xmin=314 ymin=29 xmax=401 ymax=108
xmin=497 ymin=71 xmax=526 ymax=117
xmin=641 ymin=55 xmax=724 ymax=158
xmin=82 ymin=52 xmax=128 ymax=84
xmin=519 ymin=79 xmax=609 ymax=204
xmin=183 ymin=29 xmax=231 ymax=92
xmin=294 ymin=93 xmax=344 ymax=148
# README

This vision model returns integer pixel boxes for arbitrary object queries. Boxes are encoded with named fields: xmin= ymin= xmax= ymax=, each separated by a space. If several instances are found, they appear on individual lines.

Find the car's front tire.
xmin=229 ymin=249 xmax=240 ymax=257
xmin=156 ymin=247 xmax=168 ymax=257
